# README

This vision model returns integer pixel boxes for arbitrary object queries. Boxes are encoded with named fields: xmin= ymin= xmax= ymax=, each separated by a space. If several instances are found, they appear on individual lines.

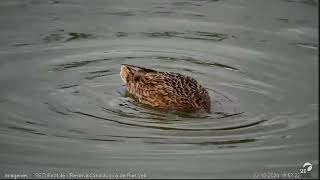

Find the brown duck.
xmin=120 ymin=64 xmax=211 ymax=113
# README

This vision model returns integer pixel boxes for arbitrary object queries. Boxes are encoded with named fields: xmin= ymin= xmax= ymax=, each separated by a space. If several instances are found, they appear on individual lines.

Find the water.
xmin=0 ymin=0 xmax=318 ymax=178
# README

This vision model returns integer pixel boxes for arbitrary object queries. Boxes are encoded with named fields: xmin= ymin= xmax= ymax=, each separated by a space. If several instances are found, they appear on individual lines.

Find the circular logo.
xmin=303 ymin=162 xmax=312 ymax=172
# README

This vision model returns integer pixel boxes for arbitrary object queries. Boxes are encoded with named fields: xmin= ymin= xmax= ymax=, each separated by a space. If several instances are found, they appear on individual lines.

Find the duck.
xmin=120 ymin=64 xmax=211 ymax=113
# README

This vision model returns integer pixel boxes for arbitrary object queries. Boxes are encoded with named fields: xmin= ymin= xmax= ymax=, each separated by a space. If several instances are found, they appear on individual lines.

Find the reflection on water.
xmin=43 ymin=30 xmax=97 ymax=43
xmin=283 ymin=0 xmax=318 ymax=6
xmin=154 ymin=56 xmax=239 ymax=70
xmin=142 ymin=31 xmax=228 ymax=41
xmin=42 ymin=30 xmax=229 ymax=43
xmin=0 ymin=0 xmax=318 ymax=179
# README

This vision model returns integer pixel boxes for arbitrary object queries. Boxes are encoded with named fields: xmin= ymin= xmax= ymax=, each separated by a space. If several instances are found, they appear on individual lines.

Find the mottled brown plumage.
xmin=120 ymin=64 xmax=211 ymax=113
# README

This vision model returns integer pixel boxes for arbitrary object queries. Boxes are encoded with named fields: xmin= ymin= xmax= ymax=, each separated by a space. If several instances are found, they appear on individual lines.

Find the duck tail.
xmin=120 ymin=64 xmax=134 ymax=84
xmin=120 ymin=64 xmax=157 ymax=83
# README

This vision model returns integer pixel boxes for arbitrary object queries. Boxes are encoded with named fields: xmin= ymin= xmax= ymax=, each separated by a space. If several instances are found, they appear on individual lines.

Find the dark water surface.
xmin=0 ymin=0 xmax=318 ymax=178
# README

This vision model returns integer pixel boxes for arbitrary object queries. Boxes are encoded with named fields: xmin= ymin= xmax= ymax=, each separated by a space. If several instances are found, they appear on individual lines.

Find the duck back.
xmin=120 ymin=64 xmax=211 ymax=113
